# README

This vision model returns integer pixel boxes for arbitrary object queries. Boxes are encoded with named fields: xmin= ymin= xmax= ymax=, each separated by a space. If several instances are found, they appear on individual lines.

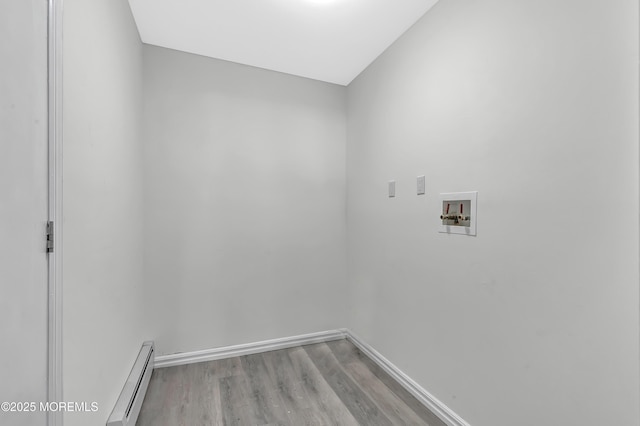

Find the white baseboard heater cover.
xmin=107 ymin=341 xmax=155 ymax=426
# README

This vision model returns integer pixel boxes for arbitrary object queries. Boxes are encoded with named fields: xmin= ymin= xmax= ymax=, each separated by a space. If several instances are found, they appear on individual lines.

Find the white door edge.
xmin=47 ymin=0 xmax=63 ymax=424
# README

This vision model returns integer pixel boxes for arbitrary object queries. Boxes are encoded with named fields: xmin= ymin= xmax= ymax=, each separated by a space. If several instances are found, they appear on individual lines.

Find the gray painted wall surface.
xmin=63 ymin=0 xmax=148 ymax=424
xmin=346 ymin=1 xmax=639 ymax=425
xmin=0 ymin=1 xmax=48 ymax=424
xmin=143 ymin=46 xmax=348 ymax=356
xmin=60 ymin=1 xmax=639 ymax=424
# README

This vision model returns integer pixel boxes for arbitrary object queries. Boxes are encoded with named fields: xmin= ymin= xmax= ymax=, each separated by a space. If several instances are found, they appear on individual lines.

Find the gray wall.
xmin=61 ymin=1 xmax=639 ymax=424
xmin=63 ymin=0 xmax=148 ymax=424
xmin=346 ymin=0 xmax=639 ymax=425
xmin=143 ymin=46 xmax=348 ymax=355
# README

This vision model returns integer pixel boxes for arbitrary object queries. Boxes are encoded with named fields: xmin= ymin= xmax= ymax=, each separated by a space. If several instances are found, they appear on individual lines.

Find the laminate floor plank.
xmin=136 ymin=365 xmax=188 ymax=426
xmin=327 ymin=341 xmax=429 ymax=425
xmin=351 ymin=362 xmax=423 ymax=423
xmin=213 ymin=356 xmax=244 ymax=379
xmin=219 ymin=374 xmax=264 ymax=426
xmin=261 ymin=349 xmax=311 ymax=416
xmin=185 ymin=360 xmax=223 ymax=426
xmin=240 ymin=353 xmax=290 ymax=425
xmin=304 ymin=343 xmax=394 ymax=426
xmin=137 ymin=340 xmax=446 ymax=426
xmin=135 ymin=363 xmax=218 ymax=426
xmin=327 ymin=339 xmax=446 ymax=426
xmin=287 ymin=346 xmax=360 ymax=426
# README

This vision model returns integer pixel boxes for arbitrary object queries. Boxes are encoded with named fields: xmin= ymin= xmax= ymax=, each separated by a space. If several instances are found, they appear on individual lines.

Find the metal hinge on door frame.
xmin=46 ymin=221 xmax=54 ymax=253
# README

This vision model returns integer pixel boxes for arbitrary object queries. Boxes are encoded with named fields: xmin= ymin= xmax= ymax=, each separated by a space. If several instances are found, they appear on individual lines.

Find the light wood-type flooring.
xmin=136 ymin=339 xmax=446 ymax=426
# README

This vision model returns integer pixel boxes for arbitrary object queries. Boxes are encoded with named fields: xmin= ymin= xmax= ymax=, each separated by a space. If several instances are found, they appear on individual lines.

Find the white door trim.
xmin=47 ymin=0 xmax=63 ymax=425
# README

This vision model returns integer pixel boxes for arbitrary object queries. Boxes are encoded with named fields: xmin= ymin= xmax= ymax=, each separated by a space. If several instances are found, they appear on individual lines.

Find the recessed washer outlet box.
xmin=439 ymin=191 xmax=477 ymax=236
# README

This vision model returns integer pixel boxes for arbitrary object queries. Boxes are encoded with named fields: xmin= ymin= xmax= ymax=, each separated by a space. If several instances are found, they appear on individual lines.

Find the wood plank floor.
xmin=136 ymin=339 xmax=446 ymax=426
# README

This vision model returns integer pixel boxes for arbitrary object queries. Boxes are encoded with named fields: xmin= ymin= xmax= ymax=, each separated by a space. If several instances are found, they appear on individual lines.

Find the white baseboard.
xmin=154 ymin=329 xmax=347 ymax=368
xmin=154 ymin=328 xmax=470 ymax=426
xmin=342 ymin=329 xmax=470 ymax=426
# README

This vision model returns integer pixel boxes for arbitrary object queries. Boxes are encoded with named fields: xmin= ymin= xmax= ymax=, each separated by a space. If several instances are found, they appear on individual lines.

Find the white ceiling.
xmin=128 ymin=0 xmax=439 ymax=86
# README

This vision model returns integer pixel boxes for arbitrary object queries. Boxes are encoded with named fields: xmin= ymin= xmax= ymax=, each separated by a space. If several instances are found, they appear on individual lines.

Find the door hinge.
xmin=47 ymin=221 xmax=54 ymax=253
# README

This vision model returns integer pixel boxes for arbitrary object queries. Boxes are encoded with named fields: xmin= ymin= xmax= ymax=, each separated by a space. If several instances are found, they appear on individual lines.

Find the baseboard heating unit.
xmin=107 ymin=341 xmax=155 ymax=426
